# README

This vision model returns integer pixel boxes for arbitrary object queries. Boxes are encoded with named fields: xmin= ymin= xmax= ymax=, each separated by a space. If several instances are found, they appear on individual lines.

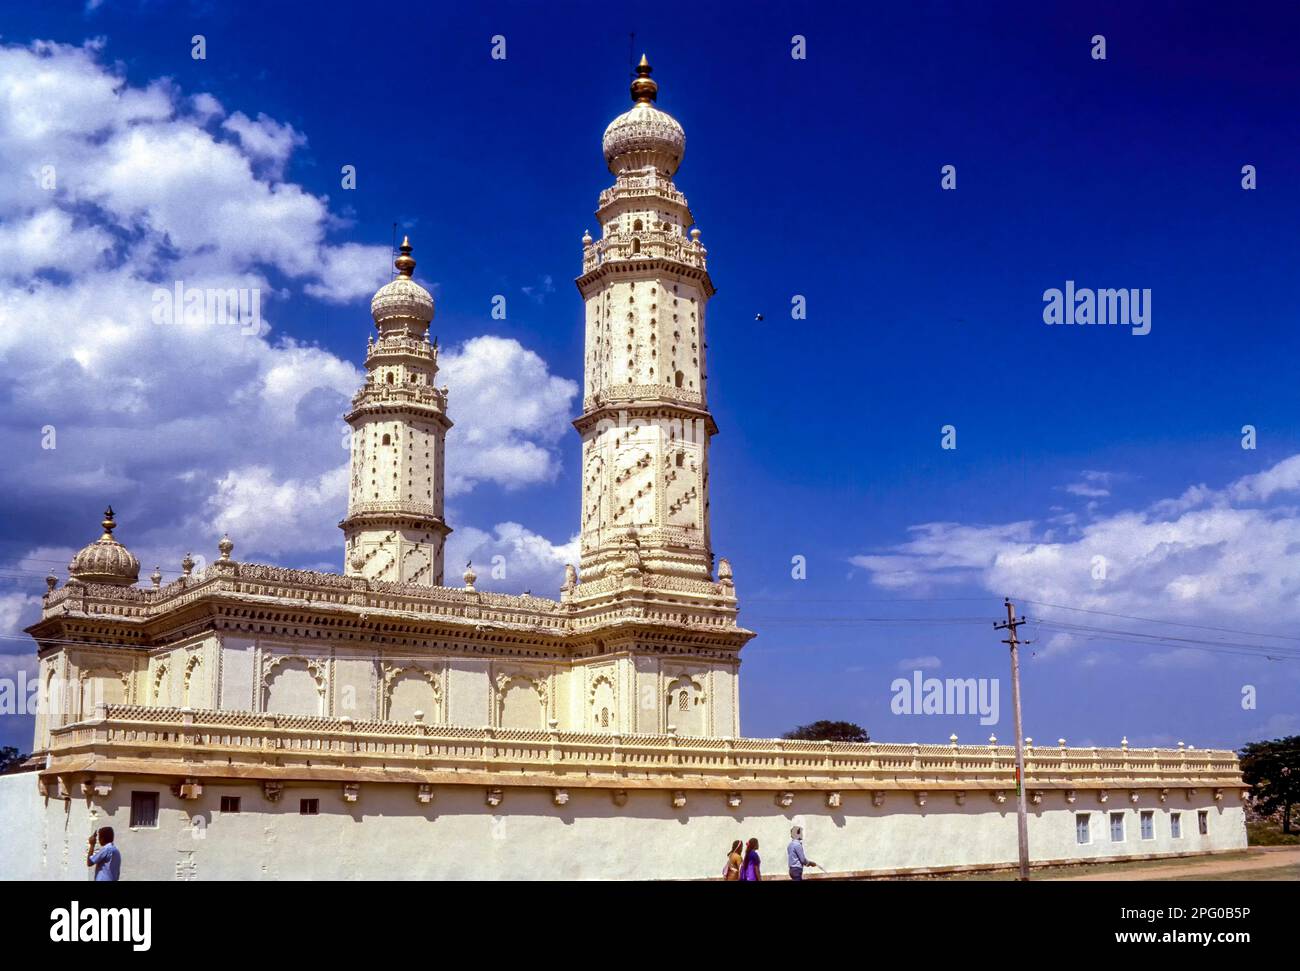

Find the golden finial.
xmin=100 ymin=506 xmax=117 ymax=540
xmin=394 ymin=235 xmax=415 ymax=277
xmin=630 ymin=53 xmax=657 ymax=104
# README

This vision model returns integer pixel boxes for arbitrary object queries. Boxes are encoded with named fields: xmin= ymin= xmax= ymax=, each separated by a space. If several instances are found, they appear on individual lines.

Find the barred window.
xmin=130 ymin=791 xmax=159 ymax=828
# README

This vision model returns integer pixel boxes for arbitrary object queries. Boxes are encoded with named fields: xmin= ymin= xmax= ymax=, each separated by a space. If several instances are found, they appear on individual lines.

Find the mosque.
xmin=1 ymin=58 xmax=1247 ymax=881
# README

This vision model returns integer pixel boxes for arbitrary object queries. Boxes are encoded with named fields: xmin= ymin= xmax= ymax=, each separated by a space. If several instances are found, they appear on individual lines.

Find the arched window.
xmin=678 ymin=690 xmax=688 ymax=711
xmin=633 ymin=218 xmax=643 ymax=231
xmin=675 ymin=453 xmax=684 ymax=468
xmin=600 ymin=707 xmax=609 ymax=728
xmin=385 ymin=372 xmax=394 ymax=384
xmin=631 ymin=238 xmax=640 ymax=254
xmin=381 ymin=434 xmax=391 ymax=446
xmin=674 ymin=371 xmax=684 ymax=388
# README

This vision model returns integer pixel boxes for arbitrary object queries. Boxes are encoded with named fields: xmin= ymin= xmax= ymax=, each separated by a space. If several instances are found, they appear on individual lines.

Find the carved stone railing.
xmin=349 ymin=384 xmax=447 ymax=412
xmin=36 ymin=559 xmax=742 ymax=635
xmin=583 ymin=232 xmax=707 ymax=273
xmin=45 ymin=705 xmax=1247 ymax=792
xmin=344 ymin=500 xmax=445 ymax=520
xmin=598 ymin=177 xmax=687 ymax=209
xmin=583 ymin=382 xmax=705 ymax=412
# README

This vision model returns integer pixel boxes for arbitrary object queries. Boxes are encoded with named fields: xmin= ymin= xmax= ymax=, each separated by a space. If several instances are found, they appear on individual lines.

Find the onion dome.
xmin=68 ymin=507 xmax=140 ymax=587
xmin=370 ymin=236 xmax=434 ymax=327
xmin=602 ymin=55 xmax=686 ymax=176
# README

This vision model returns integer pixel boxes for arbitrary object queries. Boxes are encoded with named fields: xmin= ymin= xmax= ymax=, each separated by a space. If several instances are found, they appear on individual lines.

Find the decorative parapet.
xmin=44 ymin=706 xmax=1248 ymax=795
xmin=35 ymin=558 xmax=746 ymax=637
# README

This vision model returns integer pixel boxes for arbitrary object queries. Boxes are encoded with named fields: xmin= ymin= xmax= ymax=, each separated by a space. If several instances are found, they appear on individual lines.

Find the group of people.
xmin=723 ymin=826 xmax=820 ymax=881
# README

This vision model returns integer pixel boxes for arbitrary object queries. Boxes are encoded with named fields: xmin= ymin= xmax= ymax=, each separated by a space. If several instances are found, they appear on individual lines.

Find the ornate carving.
xmin=826 ymin=791 xmax=841 ymax=809
xmin=263 ymin=781 xmax=283 ymax=803
xmin=553 ymin=788 xmax=570 ymax=807
xmin=261 ymin=654 xmax=327 ymax=695
xmin=872 ymin=791 xmax=886 ymax=807
xmin=416 ymin=784 xmax=433 ymax=805
xmin=81 ymin=776 xmax=113 ymax=799
xmin=914 ymin=791 xmax=928 ymax=808
xmin=671 ymin=790 xmax=686 ymax=809
xmin=726 ymin=791 xmax=742 ymax=808
xmin=486 ymin=787 xmax=503 ymax=807
xmin=612 ymin=789 xmax=628 ymax=807
xmin=776 ymin=790 xmax=794 ymax=808
xmin=343 ymin=783 xmax=359 ymax=803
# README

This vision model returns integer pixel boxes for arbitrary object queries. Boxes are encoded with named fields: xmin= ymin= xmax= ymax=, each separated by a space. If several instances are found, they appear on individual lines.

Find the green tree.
xmin=0 ymin=746 xmax=30 ymax=774
xmin=1239 ymin=736 xmax=1300 ymax=834
xmin=782 ymin=720 xmax=870 ymax=743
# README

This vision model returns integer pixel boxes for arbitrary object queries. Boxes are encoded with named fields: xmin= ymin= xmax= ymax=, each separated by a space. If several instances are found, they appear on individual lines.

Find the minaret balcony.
xmin=366 ymin=336 xmax=436 ymax=365
xmin=582 ymin=381 xmax=704 ymax=412
xmin=348 ymin=384 xmax=450 ymax=420
xmin=583 ymin=232 xmax=706 ymax=273
xmin=598 ymin=177 xmax=688 ymax=209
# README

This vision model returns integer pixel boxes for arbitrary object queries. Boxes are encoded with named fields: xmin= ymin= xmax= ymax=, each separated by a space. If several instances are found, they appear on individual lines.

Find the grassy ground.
xmin=916 ymin=851 xmax=1252 ymax=882
xmin=1161 ymin=863 xmax=1300 ymax=882
xmin=1246 ymin=820 xmax=1299 ymax=846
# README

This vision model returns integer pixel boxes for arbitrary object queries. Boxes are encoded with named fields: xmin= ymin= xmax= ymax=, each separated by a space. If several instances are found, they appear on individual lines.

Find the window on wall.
xmin=678 ymin=690 xmax=688 ymax=711
xmin=1075 ymin=813 xmax=1090 ymax=845
xmin=1170 ymin=812 xmax=1182 ymax=838
xmin=600 ymin=707 xmax=609 ymax=728
xmin=300 ymin=798 xmax=319 ymax=816
xmin=220 ymin=796 xmax=241 ymax=813
xmin=382 ymin=434 xmax=391 ymax=445
xmin=130 ymin=791 xmax=159 ymax=828
xmin=1140 ymin=810 xmax=1154 ymax=840
xmin=1109 ymin=812 xmax=1125 ymax=842
xmin=1198 ymin=810 xmax=1208 ymax=835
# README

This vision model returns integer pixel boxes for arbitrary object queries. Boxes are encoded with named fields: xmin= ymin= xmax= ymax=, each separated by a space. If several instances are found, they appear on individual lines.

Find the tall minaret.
xmin=575 ymin=56 xmax=717 ymax=583
xmin=340 ymin=237 xmax=451 ymax=585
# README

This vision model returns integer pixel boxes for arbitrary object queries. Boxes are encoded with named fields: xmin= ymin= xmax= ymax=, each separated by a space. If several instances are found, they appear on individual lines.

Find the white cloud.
xmin=221 ymin=111 xmax=305 ymax=179
xmin=446 ymin=521 xmax=579 ymax=595
xmin=852 ymin=456 xmax=1300 ymax=659
xmin=898 ymin=655 xmax=942 ymax=671
xmin=441 ymin=336 xmax=579 ymax=496
xmin=0 ymin=39 xmax=580 ymax=591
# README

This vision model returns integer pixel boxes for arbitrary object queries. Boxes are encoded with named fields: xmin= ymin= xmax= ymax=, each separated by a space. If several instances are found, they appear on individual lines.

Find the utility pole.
xmin=994 ymin=597 xmax=1030 ymax=881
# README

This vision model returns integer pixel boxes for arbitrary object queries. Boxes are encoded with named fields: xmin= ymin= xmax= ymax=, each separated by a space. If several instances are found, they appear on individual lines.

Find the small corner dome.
xmin=370 ymin=236 xmax=434 ymax=326
xmin=602 ymin=55 xmax=686 ymax=176
xmin=68 ymin=507 xmax=140 ymax=587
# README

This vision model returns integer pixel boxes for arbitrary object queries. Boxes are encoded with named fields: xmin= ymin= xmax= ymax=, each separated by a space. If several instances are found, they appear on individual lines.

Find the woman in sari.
xmin=740 ymin=837 xmax=762 ymax=881
xmin=723 ymin=839 xmax=743 ymax=880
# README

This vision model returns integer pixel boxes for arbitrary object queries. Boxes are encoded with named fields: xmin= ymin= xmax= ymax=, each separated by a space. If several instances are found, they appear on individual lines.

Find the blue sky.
xmin=1 ymin=0 xmax=1298 ymax=752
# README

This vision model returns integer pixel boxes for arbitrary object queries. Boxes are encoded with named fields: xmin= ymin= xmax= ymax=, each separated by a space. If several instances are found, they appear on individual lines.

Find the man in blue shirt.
xmin=787 ymin=825 xmax=818 ymax=881
xmin=87 ymin=826 xmax=121 ymax=881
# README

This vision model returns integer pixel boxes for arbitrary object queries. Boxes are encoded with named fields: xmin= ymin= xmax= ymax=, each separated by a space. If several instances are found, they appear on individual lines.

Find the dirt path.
xmin=1055 ymin=846 xmax=1300 ymax=881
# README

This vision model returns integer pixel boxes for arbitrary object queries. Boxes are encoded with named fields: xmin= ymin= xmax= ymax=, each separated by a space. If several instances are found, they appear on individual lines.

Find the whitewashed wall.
xmin=0 ymin=773 xmax=1246 ymax=881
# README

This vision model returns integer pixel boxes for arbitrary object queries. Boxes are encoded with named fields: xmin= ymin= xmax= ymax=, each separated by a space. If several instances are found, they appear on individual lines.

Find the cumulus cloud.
xmin=446 ymin=522 xmax=579 ymax=595
xmin=0 ymin=39 xmax=579 ymax=598
xmin=220 ymin=111 xmax=305 ymax=179
xmin=852 ymin=457 xmax=1300 ymax=663
xmin=441 ymin=336 xmax=579 ymax=496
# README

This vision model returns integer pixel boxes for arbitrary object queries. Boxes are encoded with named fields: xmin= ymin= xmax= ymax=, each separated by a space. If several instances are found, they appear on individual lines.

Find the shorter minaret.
xmin=340 ymin=238 xmax=451 ymax=586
